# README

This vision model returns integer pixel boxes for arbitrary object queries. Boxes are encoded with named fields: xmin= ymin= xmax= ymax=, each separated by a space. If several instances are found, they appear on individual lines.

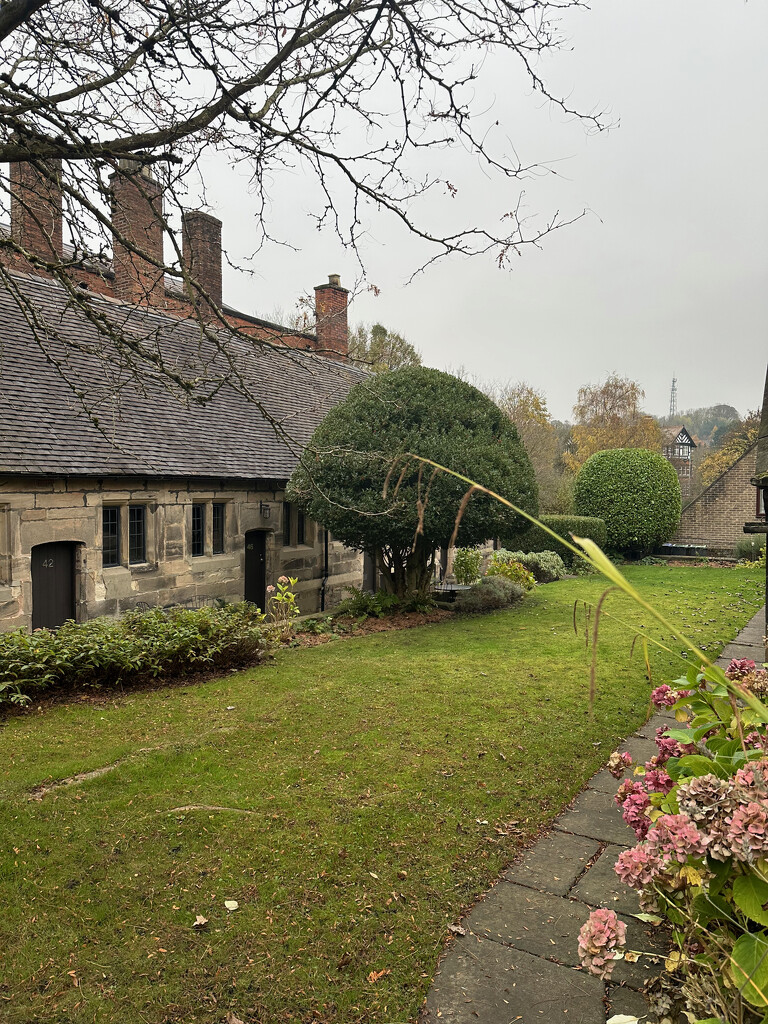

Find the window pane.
xmin=102 ymin=507 xmax=120 ymax=567
xmin=128 ymin=506 xmax=146 ymax=564
xmin=212 ymin=504 xmax=225 ymax=554
xmin=283 ymin=502 xmax=292 ymax=546
xmin=297 ymin=510 xmax=305 ymax=546
xmin=192 ymin=504 xmax=205 ymax=557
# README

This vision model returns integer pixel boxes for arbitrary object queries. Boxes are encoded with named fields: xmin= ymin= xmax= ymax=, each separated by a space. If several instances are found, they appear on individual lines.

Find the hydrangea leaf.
xmin=733 ymin=875 xmax=768 ymax=927
xmin=730 ymin=930 xmax=768 ymax=1006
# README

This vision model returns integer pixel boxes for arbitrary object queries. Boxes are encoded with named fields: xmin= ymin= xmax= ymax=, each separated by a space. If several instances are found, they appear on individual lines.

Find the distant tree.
xmin=489 ymin=382 xmax=571 ymax=512
xmin=288 ymin=367 xmax=538 ymax=597
xmin=699 ymin=412 xmax=761 ymax=487
xmin=349 ymin=324 xmax=422 ymax=373
xmin=661 ymin=404 xmax=742 ymax=447
xmin=564 ymin=374 xmax=662 ymax=472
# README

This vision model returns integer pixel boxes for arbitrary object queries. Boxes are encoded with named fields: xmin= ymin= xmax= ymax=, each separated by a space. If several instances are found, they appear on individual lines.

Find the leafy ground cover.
xmin=0 ymin=567 xmax=763 ymax=1024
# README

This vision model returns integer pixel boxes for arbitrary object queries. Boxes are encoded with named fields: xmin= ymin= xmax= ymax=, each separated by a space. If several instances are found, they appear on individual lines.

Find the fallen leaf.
xmin=368 ymin=872 xmax=379 ymax=880
xmin=224 ymin=900 xmax=239 ymax=912
xmin=225 ymin=1014 xmax=246 ymax=1024
xmin=447 ymin=924 xmax=466 ymax=936
xmin=367 ymin=968 xmax=391 ymax=983
xmin=193 ymin=915 xmax=209 ymax=928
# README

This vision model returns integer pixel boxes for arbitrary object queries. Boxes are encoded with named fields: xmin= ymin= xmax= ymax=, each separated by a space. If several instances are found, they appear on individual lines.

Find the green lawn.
xmin=0 ymin=567 xmax=763 ymax=1024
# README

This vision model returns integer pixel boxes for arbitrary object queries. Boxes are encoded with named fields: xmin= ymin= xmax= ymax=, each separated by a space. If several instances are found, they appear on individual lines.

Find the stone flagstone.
xmin=421 ymin=606 xmax=765 ymax=1024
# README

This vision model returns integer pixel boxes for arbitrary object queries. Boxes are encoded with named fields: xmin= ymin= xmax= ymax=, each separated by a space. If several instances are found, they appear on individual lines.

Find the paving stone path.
xmin=422 ymin=608 xmax=766 ymax=1024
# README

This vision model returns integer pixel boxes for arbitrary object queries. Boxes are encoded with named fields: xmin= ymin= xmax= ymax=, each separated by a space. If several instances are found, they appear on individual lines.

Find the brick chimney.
xmin=111 ymin=160 xmax=165 ymax=305
xmin=182 ymin=211 xmax=222 ymax=315
xmin=9 ymin=158 xmax=63 ymax=264
xmin=314 ymin=274 xmax=348 ymax=359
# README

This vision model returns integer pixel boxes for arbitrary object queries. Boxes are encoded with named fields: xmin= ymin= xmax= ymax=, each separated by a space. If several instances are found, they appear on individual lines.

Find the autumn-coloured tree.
xmin=699 ymin=412 xmax=761 ymax=487
xmin=489 ymin=382 xmax=571 ymax=511
xmin=564 ymin=374 xmax=662 ymax=472
xmin=349 ymin=324 xmax=421 ymax=373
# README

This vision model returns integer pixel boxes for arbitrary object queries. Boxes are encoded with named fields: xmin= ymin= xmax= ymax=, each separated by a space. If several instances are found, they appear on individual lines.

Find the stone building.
xmin=661 ymin=425 xmax=696 ymax=498
xmin=0 ymin=161 xmax=366 ymax=632
xmin=667 ymin=444 xmax=759 ymax=557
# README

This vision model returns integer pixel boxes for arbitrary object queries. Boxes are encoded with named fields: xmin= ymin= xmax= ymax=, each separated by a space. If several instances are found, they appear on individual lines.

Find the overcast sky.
xmin=201 ymin=0 xmax=768 ymax=423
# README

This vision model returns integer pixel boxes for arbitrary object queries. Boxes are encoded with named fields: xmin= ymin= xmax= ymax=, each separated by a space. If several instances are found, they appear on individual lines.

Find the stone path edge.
xmin=419 ymin=607 xmax=766 ymax=1024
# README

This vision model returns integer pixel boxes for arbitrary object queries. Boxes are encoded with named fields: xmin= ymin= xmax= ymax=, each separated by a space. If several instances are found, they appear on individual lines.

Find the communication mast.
xmin=669 ymin=377 xmax=678 ymax=419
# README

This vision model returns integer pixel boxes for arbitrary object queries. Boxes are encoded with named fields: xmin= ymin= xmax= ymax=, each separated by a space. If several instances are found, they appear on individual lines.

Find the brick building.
xmin=668 ymin=444 xmax=759 ymax=557
xmin=0 ymin=160 xmax=366 ymax=632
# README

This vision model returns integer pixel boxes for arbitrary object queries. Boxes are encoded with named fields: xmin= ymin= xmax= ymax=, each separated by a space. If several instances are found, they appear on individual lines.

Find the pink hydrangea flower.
xmin=615 ymin=843 xmax=664 ymax=889
xmin=622 ymin=791 xmax=652 ymax=839
xmin=651 ymin=684 xmax=693 ymax=709
xmin=727 ymin=801 xmax=768 ymax=860
xmin=278 ymin=575 xmax=289 ymax=584
xmin=745 ymin=733 xmax=768 ymax=752
xmin=266 ymin=585 xmax=275 ymax=594
xmin=726 ymin=658 xmax=757 ymax=680
xmin=651 ymin=684 xmax=677 ymax=708
xmin=654 ymin=726 xmax=696 ymax=764
xmin=646 ymin=813 xmax=707 ymax=863
xmin=578 ymin=909 xmax=627 ymax=980
xmin=735 ymin=759 xmax=768 ymax=792
xmin=643 ymin=768 xmax=675 ymax=796
xmin=607 ymin=750 xmax=633 ymax=778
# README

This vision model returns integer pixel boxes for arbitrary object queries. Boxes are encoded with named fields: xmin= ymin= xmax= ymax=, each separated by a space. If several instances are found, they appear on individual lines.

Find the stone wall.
xmin=670 ymin=445 xmax=760 ymax=556
xmin=0 ymin=476 xmax=363 ymax=632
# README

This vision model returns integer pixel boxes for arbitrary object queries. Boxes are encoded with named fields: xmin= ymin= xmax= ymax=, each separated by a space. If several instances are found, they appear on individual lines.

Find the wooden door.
xmin=31 ymin=542 xmax=76 ymax=629
xmin=244 ymin=530 xmax=267 ymax=611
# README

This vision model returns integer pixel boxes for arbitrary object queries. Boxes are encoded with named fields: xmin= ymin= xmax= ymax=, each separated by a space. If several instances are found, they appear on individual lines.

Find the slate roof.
xmin=0 ymin=270 xmax=364 ymax=480
xmin=753 ymin=364 xmax=768 ymax=488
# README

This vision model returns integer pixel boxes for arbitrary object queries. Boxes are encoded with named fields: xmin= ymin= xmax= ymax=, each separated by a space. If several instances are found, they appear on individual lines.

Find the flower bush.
xmin=580 ymin=657 xmax=768 ymax=1023
xmin=492 ymin=548 xmax=567 ymax=584
xmin=452 ymin=547 xmax=483 ymax=585
xmin=266 ymin=575 xmax=301 ymax=641
xmin=485 ymin=555 xmax=536 ymax=591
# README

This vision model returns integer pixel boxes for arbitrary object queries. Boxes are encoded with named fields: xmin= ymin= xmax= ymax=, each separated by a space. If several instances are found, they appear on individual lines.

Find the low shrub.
xmin=735 ymin=537 xmax=766 ymax=563
xmin=485 ymin=558 xmax=536 ymax=590
xmin=493 ymin=549 xmax=567 ymax=584
xmin=455 ymin=576 xmax=524 ymax=613
xmin=335 ymin=587 xmax=401 ymax=619
xmin=503 ymin=514 xmax=607 ymax=566
xmin=0 ymin=603 xmax=274 ymax=705
xmin=452 ymin=547 xmax=483 ymax=585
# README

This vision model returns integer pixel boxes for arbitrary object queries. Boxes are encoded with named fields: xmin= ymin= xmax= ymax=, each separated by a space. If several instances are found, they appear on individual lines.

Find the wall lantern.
xmin=259 ymin=501 xmax=271 ymax=519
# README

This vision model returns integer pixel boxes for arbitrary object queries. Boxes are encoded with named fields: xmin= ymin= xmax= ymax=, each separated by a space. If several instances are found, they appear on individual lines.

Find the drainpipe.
xmin=320 ymin=529 xmax=329 ymax=612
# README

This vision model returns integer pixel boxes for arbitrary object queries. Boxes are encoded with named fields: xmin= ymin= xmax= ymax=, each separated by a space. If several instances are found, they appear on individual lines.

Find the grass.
xmin=0 ymin=567 xmax=763 ymax=1024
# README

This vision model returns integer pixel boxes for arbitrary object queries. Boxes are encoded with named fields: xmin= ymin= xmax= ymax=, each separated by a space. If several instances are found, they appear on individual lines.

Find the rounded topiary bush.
xmin=574 ymin=448 xmax=681 ymax=556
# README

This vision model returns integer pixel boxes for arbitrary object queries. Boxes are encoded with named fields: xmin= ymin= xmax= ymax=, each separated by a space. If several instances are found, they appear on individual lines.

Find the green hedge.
xmin=0 ymin=604 xmax=275 ymax=705
xmin=503 ymin=514 xmax=607 ymax=565
xmin=574 ymin=448 xmax=681 ymax=555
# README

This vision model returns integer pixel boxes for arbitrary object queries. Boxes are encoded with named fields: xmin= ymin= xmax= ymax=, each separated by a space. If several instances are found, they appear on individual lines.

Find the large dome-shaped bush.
xmin=574 ymin=449 xmax=681 ymax=555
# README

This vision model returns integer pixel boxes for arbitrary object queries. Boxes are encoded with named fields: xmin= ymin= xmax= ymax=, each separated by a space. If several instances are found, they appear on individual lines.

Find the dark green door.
xmin=31 ymin=542 xmax=76 ymax=629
